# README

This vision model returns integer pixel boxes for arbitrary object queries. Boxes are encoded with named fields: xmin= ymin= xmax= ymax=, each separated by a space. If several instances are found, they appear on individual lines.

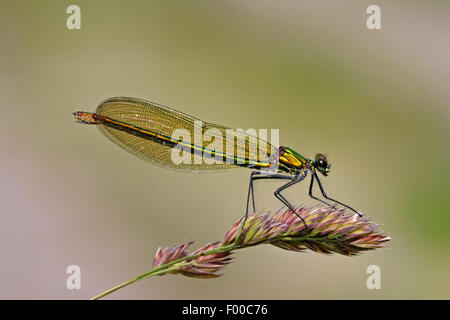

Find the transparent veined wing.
xmin=95 ymin=97 xmax=277 ymax=172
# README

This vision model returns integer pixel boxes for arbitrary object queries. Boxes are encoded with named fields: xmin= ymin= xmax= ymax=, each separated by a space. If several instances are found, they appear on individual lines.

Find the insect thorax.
xmin=276 ymin=146 xmax=312 ymax=175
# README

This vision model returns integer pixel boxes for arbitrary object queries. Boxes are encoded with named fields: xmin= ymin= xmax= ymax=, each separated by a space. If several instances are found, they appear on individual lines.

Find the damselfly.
xmin=74 ymin=97 xmax=362 ymax=228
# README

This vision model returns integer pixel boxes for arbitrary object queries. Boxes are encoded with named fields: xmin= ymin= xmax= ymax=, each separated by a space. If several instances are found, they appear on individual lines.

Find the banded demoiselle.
xmin=74 ymin=97 xmax=362 ymax=228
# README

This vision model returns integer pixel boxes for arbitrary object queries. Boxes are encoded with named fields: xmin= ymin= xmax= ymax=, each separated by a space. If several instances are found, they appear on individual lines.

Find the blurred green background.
xmin=0 ymin=0 xmax=449 ymax=299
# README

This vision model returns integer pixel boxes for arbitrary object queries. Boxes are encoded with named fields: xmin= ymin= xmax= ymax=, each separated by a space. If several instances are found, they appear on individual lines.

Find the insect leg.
xmin=313 ymin=171 xmax=362 ymax=217
xmin=308 ymin=173 xmax=332 ymax=206
xmin=243 ymin=171 xmax=292 ymax=231
xmin=273 ymin=173 xmax=309 ymax=229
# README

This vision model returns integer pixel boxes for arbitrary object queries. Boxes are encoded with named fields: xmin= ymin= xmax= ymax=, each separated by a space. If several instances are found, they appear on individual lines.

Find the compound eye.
xmin=317 ymin=158 xmax=326 ymax=168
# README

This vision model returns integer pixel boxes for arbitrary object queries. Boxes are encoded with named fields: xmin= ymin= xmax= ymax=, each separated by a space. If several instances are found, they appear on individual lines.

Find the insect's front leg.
xmin=308 ymin=172 xmax=332 ymax=206
xmin=313 ymin=171 xmax=362 ymax=217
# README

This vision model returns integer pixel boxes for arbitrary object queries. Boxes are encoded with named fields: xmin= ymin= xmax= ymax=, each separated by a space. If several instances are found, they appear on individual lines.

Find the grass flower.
xmin=92 ymin=206 xmax=390 ymax=299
